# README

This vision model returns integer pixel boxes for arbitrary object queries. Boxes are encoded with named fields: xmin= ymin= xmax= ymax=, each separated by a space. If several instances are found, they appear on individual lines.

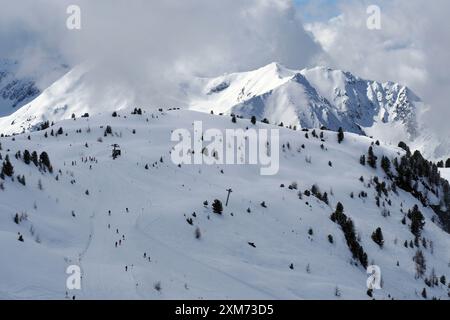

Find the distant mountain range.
xmin=0 ymin=61 xmax=447 ymax=161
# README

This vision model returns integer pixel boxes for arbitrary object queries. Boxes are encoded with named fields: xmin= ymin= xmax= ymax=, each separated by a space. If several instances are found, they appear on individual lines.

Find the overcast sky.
xmin=0 ymin=0 xmax=448 ymax=133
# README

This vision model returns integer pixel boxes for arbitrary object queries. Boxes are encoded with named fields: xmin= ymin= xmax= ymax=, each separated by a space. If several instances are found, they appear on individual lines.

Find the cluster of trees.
xmin=311 ymin=184 xmax=329 ymax=205
xmin=381 ymin=156 xmax=392 ymax=177
xmin=131 ymin=108 xmax=143 ymax=115
xmin=1 ymin=155 xmax=14 ymax=178
xmin=364 ymin=141 xmax=450 ymax=232
xmin=38 ymin=121 xmax=51 ymax=131
xmin=1 ymin=150 xmax=54 ymax=184
xmin=392 ymin=145 xmax=450 ymax=231
xmin=436 ymin=158 xmax=450 ymax=168
xmin=367 ymin=146 xmax=378 ymax=168
xmin=413 ymin=249 xmax=426 ymax=279
xmin=360 ymin=146 xmax=378 ymax=169
xmin=22 ymin=149 xmax=53 ymax=173
xmin=330 ymin=202 xmax=368 ymax=268
xmin=407 ymin=205 xmax=425 ymax=238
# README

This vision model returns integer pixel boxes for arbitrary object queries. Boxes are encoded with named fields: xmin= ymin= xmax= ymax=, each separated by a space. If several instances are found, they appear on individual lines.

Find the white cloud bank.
xmin=0 ymin=0 xmax=321 ymax=94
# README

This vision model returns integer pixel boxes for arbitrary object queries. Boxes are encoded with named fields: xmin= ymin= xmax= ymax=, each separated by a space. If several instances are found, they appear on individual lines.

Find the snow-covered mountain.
xmin=0 ymin=59 xmax=69 ymax=118
xmin=2 ymin=62 xmax=444 ymax=161
xmin=0 ymin=108 xmax=449 ymax=299
xmin=189 ymin=63 xmax=421 ymax=140
xmin=0 ymin=60 xmax=41 ymax=117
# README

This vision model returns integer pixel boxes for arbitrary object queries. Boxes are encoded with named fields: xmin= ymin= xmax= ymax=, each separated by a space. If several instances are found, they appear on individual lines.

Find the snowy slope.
xmin=0 ymin=109 xmax=449 ymax=300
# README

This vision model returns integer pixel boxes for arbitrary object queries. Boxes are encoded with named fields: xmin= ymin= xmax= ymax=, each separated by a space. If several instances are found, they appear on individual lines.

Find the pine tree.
xmin=195 ymin=227 xmax=201 ymax=239
xmin=381 ymin=156 xmax=391 ymax=175
xmin=1 ymin=155 xmax=14 ymax=177
xmin=409 ymin=205 xmax=425 ymax=237
xmin=23 ymin=150 xmax=31 ymax=165
xmin=251 ymin=116 xmax=256 ymax=125
xmin=231 ymin=115 xmax=237 ymax=123
xmin=367 ymin=146 xmax=377 ymax=168
xmin=398 ymin=141 xmax=411 ymax=156
xmin=360 ymin=155 xmax=366 ymax=166
xmin=328 ymin=235 xmax=334 ymax=244
xmin=212 ymin=199 xmax=223 ymax=215
xmin=337 ymin=127 xmax=344 ymax=144
xmin=336 ymin=202 xmax=344 ymax=215
xmin=371 ymin=227 xmax=384 ymax=248
xmin=446 ymin=158 xmax=450 ymax=168
xmin=421 ymin=288 xmax=427 ymax=299
xmin=18 ymin=175 xmax=26 ymax=186
xmin=39 ymin=152 xmax=53 ymax=173
xmin=104 ymin=125 xmax=112 ymax=136
xmin=31 ymin=151 xmax=38 ymax=166
xmin=413 ymin=250 xmax=426 ymax=278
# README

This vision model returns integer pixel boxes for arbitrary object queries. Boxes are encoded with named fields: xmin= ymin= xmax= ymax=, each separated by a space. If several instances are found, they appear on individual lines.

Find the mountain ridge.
xmin=0 ymin=62 xmax=446 ymax=161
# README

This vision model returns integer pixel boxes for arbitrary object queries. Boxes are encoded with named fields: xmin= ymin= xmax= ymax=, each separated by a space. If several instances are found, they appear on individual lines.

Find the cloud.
xmin=304 ymin=0 xmax=450 ymax=135
xmin=0 ymin=0 xmax=322 ymax=104
xmin=3 ymin=0 xmax=448 ymax=138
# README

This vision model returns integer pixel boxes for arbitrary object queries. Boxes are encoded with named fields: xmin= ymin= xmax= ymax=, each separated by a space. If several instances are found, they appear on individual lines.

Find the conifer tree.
xmin=337 ymin=127 xmax=344 ymax=144
xmin=421 ymin=288 xmax=427 ymax=299
xmin=371 ymin=227 xmax=384 ymax=248
xmin=39 ymin=152 xmax=53 ymax=173
xmin=413 ymin=250 xmax=426 ymax=278
xmin=381 ymin=156 xmax=391 ymax=175
xmin=1 ymin=155 xmax=14 ymax=177
xmin=23 ymin=150 xmax=31 ymax=165
xmin=212 ymin=199 xmax=223 ymax=215
xmin=360 ymin=155 xmax=366 ymax=166
xmin=409 ymin=205 xmax=425 ymax=237
xmin=367 ymin=146 xmax=377 ymax=168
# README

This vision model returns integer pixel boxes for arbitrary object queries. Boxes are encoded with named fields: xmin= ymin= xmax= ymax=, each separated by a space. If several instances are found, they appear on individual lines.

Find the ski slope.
xmin=0 ymin=109 xmax=449 ymax=300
